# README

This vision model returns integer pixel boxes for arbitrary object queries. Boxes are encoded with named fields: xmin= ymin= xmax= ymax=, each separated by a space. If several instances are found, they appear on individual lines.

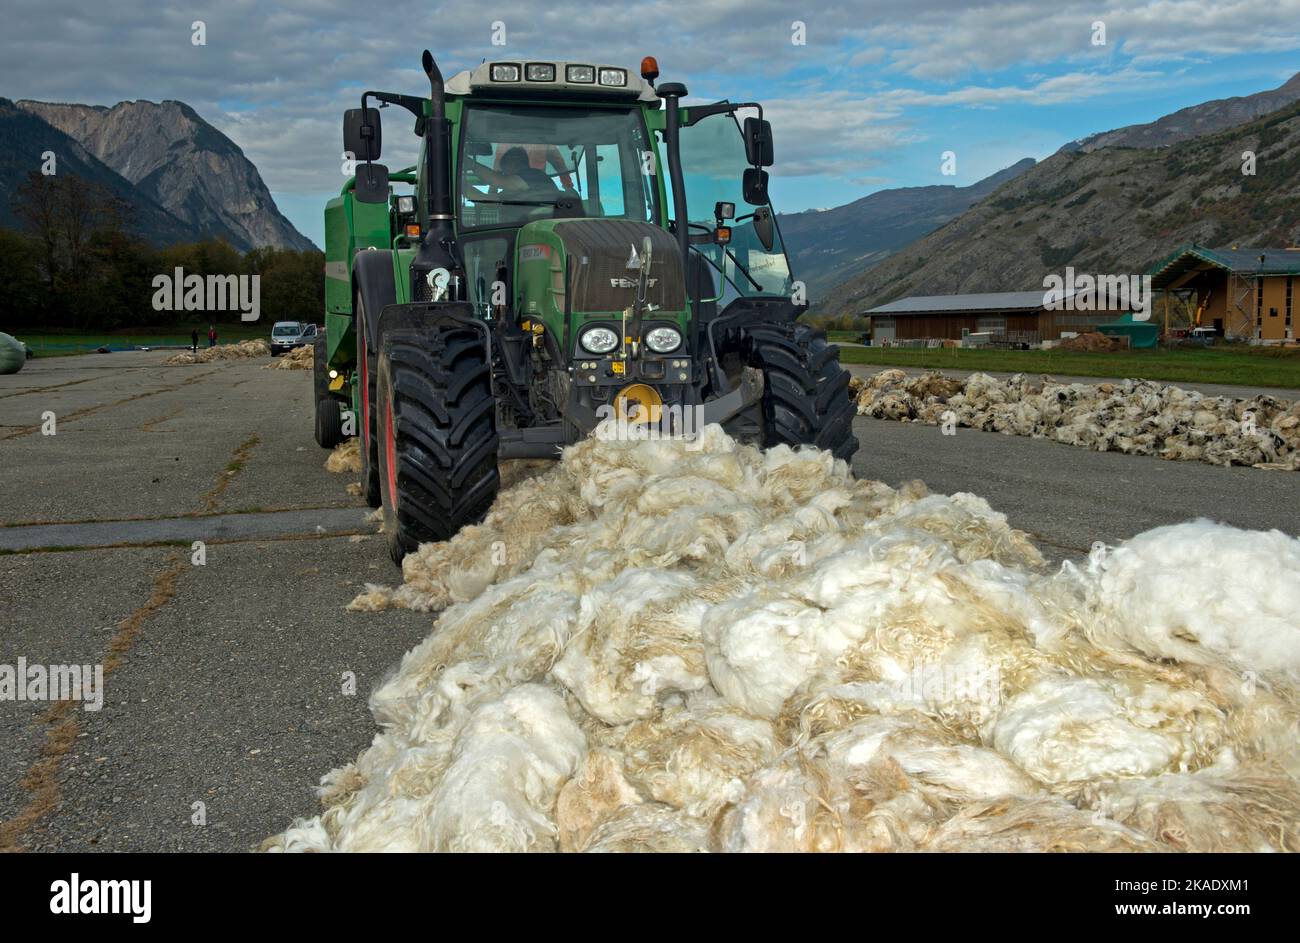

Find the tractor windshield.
xmin=458 ymin=104 xmax=657 ymax=228
xmin=672 ymin=111 xmax=792 ymax=302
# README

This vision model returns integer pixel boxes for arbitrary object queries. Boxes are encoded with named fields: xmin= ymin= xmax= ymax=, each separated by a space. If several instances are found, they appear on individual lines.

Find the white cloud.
xmin=867 ymin=0 xmax=1300 ymax=80
xmin=2 ymin=0 xmax=1298 ymax=228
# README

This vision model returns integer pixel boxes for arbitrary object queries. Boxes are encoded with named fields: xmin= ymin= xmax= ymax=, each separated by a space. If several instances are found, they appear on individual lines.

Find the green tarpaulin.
xmin=1097 ymin=314 xmax=1159 ymax=350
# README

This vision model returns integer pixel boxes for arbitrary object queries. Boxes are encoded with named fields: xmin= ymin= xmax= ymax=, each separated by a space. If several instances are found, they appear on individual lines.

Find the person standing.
xmin=191 ymin=328 xmax=199 ymax=353
xmin=208 ymin=323 xmax=217 ymax=348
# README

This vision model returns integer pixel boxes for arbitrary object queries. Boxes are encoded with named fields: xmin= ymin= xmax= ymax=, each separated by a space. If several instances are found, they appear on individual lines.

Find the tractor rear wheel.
xmin=376 ymin=327 xmax=500 ymax=565
xmin=355 ymin=296 xmax=382 ymax=507
xmin=736 ymin=321 xmax=858 ymax=461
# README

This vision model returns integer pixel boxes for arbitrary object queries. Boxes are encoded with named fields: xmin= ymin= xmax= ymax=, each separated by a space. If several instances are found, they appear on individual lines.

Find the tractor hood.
xmin=515 ymin=218 xmax=687 ymax=322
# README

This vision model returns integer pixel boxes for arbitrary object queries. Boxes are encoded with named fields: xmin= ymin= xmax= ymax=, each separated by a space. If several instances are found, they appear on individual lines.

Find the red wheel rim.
xmin=360 ymin=329 xmax=370 ymax=451
xmin=383 ymin=390 xmax=398 ymax=514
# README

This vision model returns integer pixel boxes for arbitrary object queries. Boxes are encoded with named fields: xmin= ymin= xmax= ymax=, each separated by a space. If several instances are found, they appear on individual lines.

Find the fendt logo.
xmin=609 ymin=277 xmax=658 ymax=289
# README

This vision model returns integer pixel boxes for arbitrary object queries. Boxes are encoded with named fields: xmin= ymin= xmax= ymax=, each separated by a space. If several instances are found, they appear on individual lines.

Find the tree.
xmin=0 ymin=229 xmax=42 ymax=323
xmin=11 ymin=172 xmax=128 ymax=327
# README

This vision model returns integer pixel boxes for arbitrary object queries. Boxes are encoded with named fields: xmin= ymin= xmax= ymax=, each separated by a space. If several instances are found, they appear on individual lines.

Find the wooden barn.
xmin=860 ymin=290 xmax=1129 ymax=346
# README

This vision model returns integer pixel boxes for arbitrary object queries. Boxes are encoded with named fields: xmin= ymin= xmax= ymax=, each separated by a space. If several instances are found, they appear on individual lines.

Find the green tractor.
xmin=317 ymin=50 xmax=858 ymax=563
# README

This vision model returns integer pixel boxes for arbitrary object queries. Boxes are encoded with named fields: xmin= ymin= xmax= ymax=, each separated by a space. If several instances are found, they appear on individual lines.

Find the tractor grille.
xmin=555 ymin=220 xmax=685 ymax=314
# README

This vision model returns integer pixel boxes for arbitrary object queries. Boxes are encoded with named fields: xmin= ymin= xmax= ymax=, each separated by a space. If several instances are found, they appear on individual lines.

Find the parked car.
xmin=270 ymin=321 xmax=318 ymax=356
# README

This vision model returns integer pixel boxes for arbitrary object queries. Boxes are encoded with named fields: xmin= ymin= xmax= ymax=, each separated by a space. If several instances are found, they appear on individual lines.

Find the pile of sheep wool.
xmin=851 ymin=370 xmax=1300 ymax=470
xmin=263 ymin=344 xmax=314 ymax=370
xmin=324 ymin=438 xmax=361 ymax=474
xmin=162 ymin=338 xmax=271 ymax=364
xmin=266 ymin=425 xmax=1300 ymax=852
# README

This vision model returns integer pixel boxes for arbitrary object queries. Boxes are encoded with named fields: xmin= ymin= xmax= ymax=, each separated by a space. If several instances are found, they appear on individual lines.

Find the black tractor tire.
xmin=739 ymin=321 xmax=859 ymax=462
xmin=311 ymin=337 xmax=341 ymax=451
xmin=312 ymin=336 xmax=330 ymax=404
xmin=355 ymin=295 xmax=383 ymax=508
xmin=315 ymin=397 xmax=343 ymax=449
xmin=375 ymin=327 xmax=500 ymax=565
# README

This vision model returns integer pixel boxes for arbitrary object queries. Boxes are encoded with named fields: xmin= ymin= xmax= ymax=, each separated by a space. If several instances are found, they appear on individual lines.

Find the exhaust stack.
xmin=412 ymin=49 xmax=463 ymax=300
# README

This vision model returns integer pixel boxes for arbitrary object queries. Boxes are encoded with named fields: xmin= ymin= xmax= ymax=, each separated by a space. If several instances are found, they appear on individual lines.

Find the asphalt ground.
xmin=0 ymin=350 xmax=433 ymax=852
xmin=1 ymin=350 xmax=1296 ymax=851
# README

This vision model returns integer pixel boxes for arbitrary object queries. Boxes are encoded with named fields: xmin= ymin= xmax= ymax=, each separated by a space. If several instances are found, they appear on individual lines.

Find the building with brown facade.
xmin=861 ymin=289 xmax=1130 ymax=346
xmin=1148 ymin=245 xmax=1300 ymax=342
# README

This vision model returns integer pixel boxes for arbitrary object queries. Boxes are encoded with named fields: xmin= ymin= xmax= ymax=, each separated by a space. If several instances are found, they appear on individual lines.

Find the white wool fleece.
xmin=1079 ymin=520 xmax=1300 ymax=682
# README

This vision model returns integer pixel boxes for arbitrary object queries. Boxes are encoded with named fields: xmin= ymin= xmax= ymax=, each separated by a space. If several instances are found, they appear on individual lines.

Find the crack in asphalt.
xmin=0 ymin=374 xmax=114 ymax=401
xmin=202 ymin=434 xmax=261 ymax=512
xmin=0 ymin=368 xmax=222 ymax=440
xmin=0 ymin=507 xmax=375 ymax=553
xmin=0 ymin=502 xmax=357 ymax=530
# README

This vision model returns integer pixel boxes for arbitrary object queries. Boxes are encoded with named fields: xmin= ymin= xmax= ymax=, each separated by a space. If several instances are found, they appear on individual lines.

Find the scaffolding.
xmin=1228 ymin=271 xmax=1259 ymax=339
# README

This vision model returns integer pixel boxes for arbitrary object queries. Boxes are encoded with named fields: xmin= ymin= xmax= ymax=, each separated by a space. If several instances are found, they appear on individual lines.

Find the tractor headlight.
xmin=598 ymin=68 xmax=628 ymax=87
xmin=490 ymin=62 xmax=521 ymax=82
xmin=526 ymin=63 xmax=556 ymax=82
xmin=395 ymin=195 xmax=415 ymax=214
xmin=579 ymin=326 xmax=619 ymax=354
xmin=644 ymin=326 xmax=682 ymax=353
xmin=566 ymin=64 xmax=596 ymax=84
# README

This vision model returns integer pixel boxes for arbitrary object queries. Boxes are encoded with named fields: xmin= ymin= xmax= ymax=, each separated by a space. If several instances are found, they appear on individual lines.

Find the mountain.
xmin=815 ymin=99 xmax=1300 ymax=315
xmin=1068 ymin=72 xmax=1300 ymax=152
xmin=780 ymin=158 xmax=1036 ymax=300
xmin=14 ymin=99 xmax=313 ymax=251
xmin=0 ymin=98 xmax=193 ymax=245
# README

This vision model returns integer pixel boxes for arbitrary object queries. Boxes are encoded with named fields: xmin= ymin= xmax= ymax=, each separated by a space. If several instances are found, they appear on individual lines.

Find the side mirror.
xmin=743 ymin=117 xmax=773 ymax=167
xmin=752 ymin=206 xmax=775 ymax=252
xmin=742 ymin=167 xmax=769 ymax=206
xmin=344 ymin=107 xmax=383 ymax=161
xmin=354 ymin=162 xmax=390 ymax=204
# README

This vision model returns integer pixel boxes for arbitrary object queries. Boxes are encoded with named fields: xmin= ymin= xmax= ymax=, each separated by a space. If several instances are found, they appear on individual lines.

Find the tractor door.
xmin=669 ymin=111 xmax=794 ymax=308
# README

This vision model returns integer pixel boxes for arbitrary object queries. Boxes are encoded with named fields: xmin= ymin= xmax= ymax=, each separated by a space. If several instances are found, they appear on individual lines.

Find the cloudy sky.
xmin=4 ymin=0 xmax=1298 ymax=246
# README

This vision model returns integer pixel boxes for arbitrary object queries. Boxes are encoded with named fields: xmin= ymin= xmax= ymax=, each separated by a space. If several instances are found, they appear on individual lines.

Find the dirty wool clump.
xmin=163 ymin=338 xmax=271 ymax=364
xmin=850 ymin=370 xmax=1300 ymax=471
xmin=263 ymin=344 xmax=314 ymax=369
xmin=266 ymin=425 xmax=1300 ymax=852
xmin=324 ymin=438 xmax=361 ymax=474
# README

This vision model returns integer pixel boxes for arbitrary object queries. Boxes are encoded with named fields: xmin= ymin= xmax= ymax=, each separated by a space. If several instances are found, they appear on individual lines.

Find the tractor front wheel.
xmin=739 ymin=321 xmax=859 ymax=462
xmin=375 ymin=327 xmax=500 ymax=565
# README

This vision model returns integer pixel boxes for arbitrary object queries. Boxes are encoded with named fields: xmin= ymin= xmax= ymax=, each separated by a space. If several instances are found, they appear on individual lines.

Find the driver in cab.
xmin=465 ymin=146 xmax=558 ymax=200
